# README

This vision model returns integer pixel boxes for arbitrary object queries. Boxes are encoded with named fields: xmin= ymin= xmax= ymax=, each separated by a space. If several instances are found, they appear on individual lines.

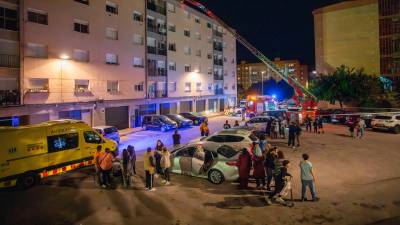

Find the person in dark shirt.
xmin=313 ymin=118 xmax=319 ymax=133
xmin=288 ymin=122 xmax=297 ymax=149
xmin=223 ymin=120 xmax=231 ymax=129
xmin=264 ymin=147 xmax=277 ymax=191
xmin=295 ymin=122 xmax=302 ymax=147
xmin=172 ymin=130 xmax=181 ymax=147
xmin=272 ymin=160 xmax=292 ymax=202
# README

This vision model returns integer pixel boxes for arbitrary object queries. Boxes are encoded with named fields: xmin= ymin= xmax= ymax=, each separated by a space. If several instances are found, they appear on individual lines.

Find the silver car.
xmin=170 ymin=142 xmax=241 ymax=184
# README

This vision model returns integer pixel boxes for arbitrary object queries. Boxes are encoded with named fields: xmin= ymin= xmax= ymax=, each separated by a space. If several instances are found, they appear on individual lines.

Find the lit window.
xmin=184 ymin=82 xmax=191 ymax=92
xmin=107 ymin=81 xmax=119 ymax=93
xmin=184 ymin=46 xmax=191 ymax=55
xmin=167 ymin=2 xmax=175 ymax=13
xmin=27 ymin=78 xmax=49 ymax=93
xmin=105 ymin=53 xmax=118 ymax=65
xmin=133 ymin=34 xmax=143 ymax=45
xmin=105 ymin=27 xmax=118 ymax=40
xmin=168 ymin=23 xmax=176 ymax=32
xmin=75 ymin=79 xmax=90 ymax=92
xmin=133 ymin=57 xmax=144 ymax=67
xmin=196 ymin=82 xmax=202 ymax=92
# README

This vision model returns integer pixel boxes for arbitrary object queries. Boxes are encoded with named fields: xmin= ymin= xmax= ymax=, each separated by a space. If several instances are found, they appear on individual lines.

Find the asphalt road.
xmin=1 ymin=117 xmax=400 ymax=225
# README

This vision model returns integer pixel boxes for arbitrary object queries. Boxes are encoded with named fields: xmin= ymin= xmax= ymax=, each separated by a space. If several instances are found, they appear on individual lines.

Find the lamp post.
xmin=60 ymin=54 xmax=69 ymax=103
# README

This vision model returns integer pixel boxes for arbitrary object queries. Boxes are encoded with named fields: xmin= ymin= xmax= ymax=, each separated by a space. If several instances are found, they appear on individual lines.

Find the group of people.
xmin=304 ymin=115 xmax=325 ymax=134
xmin=223 ymin=120 xmax=240 ymax=129
xmin=237 ymin=138 xmax=319 ymax=204
xmin=348 ymin=118 xmax=366 ymax=139
xmin=93 ymin=146 xmax=120 ymax=188
xmin=265 ymin=117 xmax=288 ymax=139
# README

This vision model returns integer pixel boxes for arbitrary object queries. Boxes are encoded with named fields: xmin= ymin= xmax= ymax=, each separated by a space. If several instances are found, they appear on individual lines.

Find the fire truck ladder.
xmin=181 ymin=0 xmax=318 ymax=101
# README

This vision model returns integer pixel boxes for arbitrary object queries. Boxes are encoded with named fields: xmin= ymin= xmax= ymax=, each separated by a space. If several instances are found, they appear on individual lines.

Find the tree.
xmin=310 ymin=65 xmax=385 ymax=108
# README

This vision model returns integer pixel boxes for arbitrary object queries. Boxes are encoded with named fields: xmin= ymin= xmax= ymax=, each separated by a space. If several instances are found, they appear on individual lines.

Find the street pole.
xmin=261 ymin=71 xmax=264 ymax=96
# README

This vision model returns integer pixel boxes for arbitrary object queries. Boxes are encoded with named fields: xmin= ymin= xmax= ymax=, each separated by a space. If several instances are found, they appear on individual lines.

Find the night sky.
xmin=199 ymin=0 xmax=346 ymax=68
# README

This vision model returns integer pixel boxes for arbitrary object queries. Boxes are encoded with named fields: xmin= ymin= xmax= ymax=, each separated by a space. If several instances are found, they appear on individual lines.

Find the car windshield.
xmin=375 ymin=115 xmax=392 ymax=120
xmin=160 ymin=116 xmax=174 ymax=123
xmin=104 ymin=127 xmax=118 ymax=134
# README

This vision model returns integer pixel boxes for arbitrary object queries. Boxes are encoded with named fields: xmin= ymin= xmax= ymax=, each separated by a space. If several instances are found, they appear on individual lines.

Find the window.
xmin=27 ymin=10 xmax=48 ymax=25
xmin=184 ymin=29 xmax=190 ymax=37
xmin=207 ymin=22 xmax=212 ymax=28
xmin=184 ymin=64 xmax=191 ymax=72
xmin=106 ymin=27 xmax=118 ymax=40
xmin=168 ymin=23 xmax=176 ymax=32
xmin=207 ymin=53 xmax=212 ymax=59
xmin=195 ymin=32 xmax=201 ymax=40
xmin=83 ymin=131 xmax=102 ymax=144
xmin=133 ymin=11 xmax=143 ymax=22
xmin=196 ymin=82 xmax=202 ymax=92
xmin=184 ymin=82 xmax=191 ymax=92
xmin=207 ymin=135 xmax=225 ymax=143
xmin=168 ymin=62 xmax=176 ymax=71
xmin=195 ymin=49 xmax=201 ymax=57
xmin=47 ymin=133 xmax=79 ymax=153
xmin=194 ymin=16 xmax=200 ymax=24
xmin=133 ymin=57 xmax=144 ymax=67
xmin=75 ymin=79 xmax=90 ymax=92
xmin=73 ymin=49 xmax=89 ymax=62
xmin=0 ymin=7 xmax=18 ymax=31
xmin=168 ymin=82 xmax=176 ymax=92
xmin=107 ymin=81 xmax=119 ymax=93
xmin=167 ymin=2 xmax=175 ymax=13
xmin=106 ymin=53 xmax=118 ymax=65
xmin=133 ymin=34 xmax=143 ymax=45
xmin=168 ymin=43 xmax=176 ymax=51
xmin=183 ymin=10 xmax=190 ymax=19
xmin=27 ymin=78 xmax=49 ymax=93
xmin=217 ymin=145 xmax=237 ymax=158
xmin=208 ymin=67 xmax=212 ymax=75
xmin=184 ymin=46 xmax=191 ymax=55
xmin=134 ymin=83 xmax=144 ymax=91
xmin=25 ymin=43 xmax=47 ymax=58
xmin=74 ymin=20 xmax=89 ymax=33
xmin=224 ymin=84 xmax=228 ymax=90
xmin=224 ymin=135 xmax=244 ymax=142
xmin=106 ymin=1 xmax=118 ymax=14
xmin=75 ymin=0 xmax=89 ymax=4
xmin=175 ymin=147 xmax=196 ymax=157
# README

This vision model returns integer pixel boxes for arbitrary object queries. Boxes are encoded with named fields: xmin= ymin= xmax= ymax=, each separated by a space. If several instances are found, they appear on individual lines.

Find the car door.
xmin=172 ymin=147 xmax=196 ymax=176
xmin=82 ymin=130 xmax=104 ymax=159
xmin=47 ymin=132 xmax=82 ymax=168
xmin=191 ymin=147 xmax=205 ymax=177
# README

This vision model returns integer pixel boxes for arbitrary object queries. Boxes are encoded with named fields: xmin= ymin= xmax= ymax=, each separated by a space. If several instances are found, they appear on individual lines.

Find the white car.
xmin=245 ymin=116 xmax=274 ymax=132
xmin=371 ymin=114 xmax=400 ymax=134
xmin=200 ymin=129 xmax=259 ymax=150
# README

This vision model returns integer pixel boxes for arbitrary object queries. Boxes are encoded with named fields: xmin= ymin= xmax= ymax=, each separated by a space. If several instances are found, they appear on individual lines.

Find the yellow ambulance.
xmin=0 ymin=120 xmax=118 ymax=188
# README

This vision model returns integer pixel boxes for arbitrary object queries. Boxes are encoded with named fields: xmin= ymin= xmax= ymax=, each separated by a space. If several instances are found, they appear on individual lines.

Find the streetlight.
xmin=59 ymin=54 xmax=69 ymax=102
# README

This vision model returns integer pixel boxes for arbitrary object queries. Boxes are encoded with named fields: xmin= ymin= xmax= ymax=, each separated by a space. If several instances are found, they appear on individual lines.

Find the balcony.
xmin=214 ymin=88 xmax=224 ymax=95
xmin=147 ymin=46 xmax=166 ymax=56
xmin=213 ymin=60 xmax=223 ymax=66
xmin=147 ymin=1 xmax=166 ymax=15
xmin=148 ymin=67 xmax=167 ymax=76
xmin=0 ymin=54 xmax=19 ymax=68
xmin=214 ymin=74 xmax=224 ymax=81
xmin=147 ymin=23 xmax=166 ymax=35
xmin=213 ymin=30 xmax=223 ymax=38
xmin=148 ymin=90 xmax=167 ymax=98
xmin=0 ymin=90 xmax=20 ymax=106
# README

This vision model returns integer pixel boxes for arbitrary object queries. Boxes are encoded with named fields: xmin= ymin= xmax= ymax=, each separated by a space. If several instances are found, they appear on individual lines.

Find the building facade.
xmin=237 ymin=58 xmax=309 ymax=91
xmin=314 ymin=0 xmax=399 ymax=81
xmin=0 ymin=0 xmax=237 ymax=128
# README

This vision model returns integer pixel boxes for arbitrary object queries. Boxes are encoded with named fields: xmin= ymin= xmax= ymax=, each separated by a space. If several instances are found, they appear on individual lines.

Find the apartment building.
xmin=0 ymin=0 xmax=237 ymax=128
xmin=237 ymin=58 xmax=309 ymax=91
xmin=314 ymin=0 xmax=399 ymax=81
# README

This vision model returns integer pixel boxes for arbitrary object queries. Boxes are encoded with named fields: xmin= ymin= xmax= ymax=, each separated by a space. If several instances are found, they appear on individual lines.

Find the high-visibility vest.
xmin=143 ymin=152 xmax=155 ymax=174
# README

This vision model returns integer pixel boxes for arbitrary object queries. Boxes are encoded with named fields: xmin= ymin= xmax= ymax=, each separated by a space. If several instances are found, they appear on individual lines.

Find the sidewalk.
xmin=119 ymin=112 xmax=224 ymax=137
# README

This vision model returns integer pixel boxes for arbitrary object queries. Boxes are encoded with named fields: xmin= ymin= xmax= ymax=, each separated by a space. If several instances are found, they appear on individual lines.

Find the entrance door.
xmin=219 ymin=99 xmax=225 ymax=112
xmin=196 ymin=100 xmax=206 ymax=113
xmin=180 ymin=101 xmax=192 ymax=113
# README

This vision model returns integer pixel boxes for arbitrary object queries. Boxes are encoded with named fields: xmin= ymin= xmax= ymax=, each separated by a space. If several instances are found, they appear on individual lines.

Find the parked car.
xmin=246 ymin=116 xmax=274 ymax=133
xmin=199 ymin=129 xmax=258 ymax=149
xmin=93 ymin=125 xmax=120 ymax=144
xmin=179 ymin=112 xmax=206 ymax=126
xmin=371 ymin=114 xmax=400 ymax=134
xmin=142 ymin=115 xmax=177 ymax=132
xmin=171 ymin=142 xmax=240 ymax=184
xmin=166 ymin=114 xmax=193 ymax=128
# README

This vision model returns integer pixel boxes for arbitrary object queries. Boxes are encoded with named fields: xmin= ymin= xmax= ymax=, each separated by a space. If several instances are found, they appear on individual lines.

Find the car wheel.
xmin=208 ymin=169 xmax=224 ymax=185
xmin=17 ymin=172 xmax=38 ymax=189
xmin=393 ymin=125 xmax=400 ymax=134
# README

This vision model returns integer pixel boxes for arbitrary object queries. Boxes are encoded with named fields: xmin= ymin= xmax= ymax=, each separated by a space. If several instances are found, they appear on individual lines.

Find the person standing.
xmin=318 ymin=117 xmax=324 ymax=134
xmin=99 ymin=148 xmax=113 ymax=188
xmin=300 ymin=153 xmax=319 ymax=201
xmin=160 ymin=146 xmax=171 ymax=185
xmin=280 ymin=118 xmax=287 ymax=138
xmin=358 ymin=118 xmax=366 ymax=139
xmin=241 ymin=108 xmax=246 ymax=121
xmin=274 ymin=120 xmax=279 ymax=139
xmin=155 ymin=140 xmax=164 ymax=175
xmin=234 ymin=120 xmax=240 ymax=127
xmin=122 ymin=148 xmax=131 ymax=186
xmin=264 ymin=147 xmax=277 ymax=191
xmin=313 ymin=118 xmax=319 ymax=133
xmin=93 ymin=145 xmax=103 ymax=186
xmin=127 ymin=145 xmax=136 ymax=175
xmin=305 ymin=115 xmax=312 ymax=132
xmin=200 ymin=121 xmax=209 ymax=137
xmin=295 ymin=122 xmax=302 ymax=147
xmin=237 ymin=148 xmax=252 ymax=189
xmin=272 ymin=160 xmax=292 ymax=203
xmin=223 ymin=120 xmax=231 ymax=129
xmin=266 ymin=118 xmax=272 ymax=137
xmin=349 ymin=122 xmax=356 ymax=138
xmin=259 ymin=134 xmax=268 ymax=153
xmin=253 ymin=143 xmax=266 ymax=189
xmin=144 ymin=147 xmax=156 ymax=191
xmin=172 ymin=130 xmax=181 ymax=147
xmin=288 ymin=122 xmax=296 ymax=149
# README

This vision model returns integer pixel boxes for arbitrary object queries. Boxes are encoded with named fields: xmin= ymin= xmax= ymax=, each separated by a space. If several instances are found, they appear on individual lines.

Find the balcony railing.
xmin=147 ymin=23 xmax=167 ymax=35
xmin=213 ymin=30 xmax=223 ymax=37
xmin=147 ymin=46 xmax=167 ymax=56
xmin=214 ymin=88 xmax=224 ymax=95
xmin=0 ymin=54 xmax=20 ymax=68
xmin=148 ymin=90 xmax=167 ymax=98
xmin=213 ymin=43 xmax=223 ymax=52
xmin=213 ymin=60 xmax=223 ymax=66
xmin=148 ymin=67 xmax=167 ymax=76
xmin=214 ymin=74 xmax=224 ymax=81
xmin=0 ymin=90 xmax=20 ymax=106
xmin=147 ymin=1 xmax=166 ymax=15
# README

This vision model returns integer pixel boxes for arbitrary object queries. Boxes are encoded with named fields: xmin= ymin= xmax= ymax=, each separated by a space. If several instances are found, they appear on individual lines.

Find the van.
xmin=93 ymin=126 xmax=120 ymax=144
xmin=0 ymin=120 xmax=118 ymax=189
xmin=142 ymin=115 xmax=177 ymax=132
